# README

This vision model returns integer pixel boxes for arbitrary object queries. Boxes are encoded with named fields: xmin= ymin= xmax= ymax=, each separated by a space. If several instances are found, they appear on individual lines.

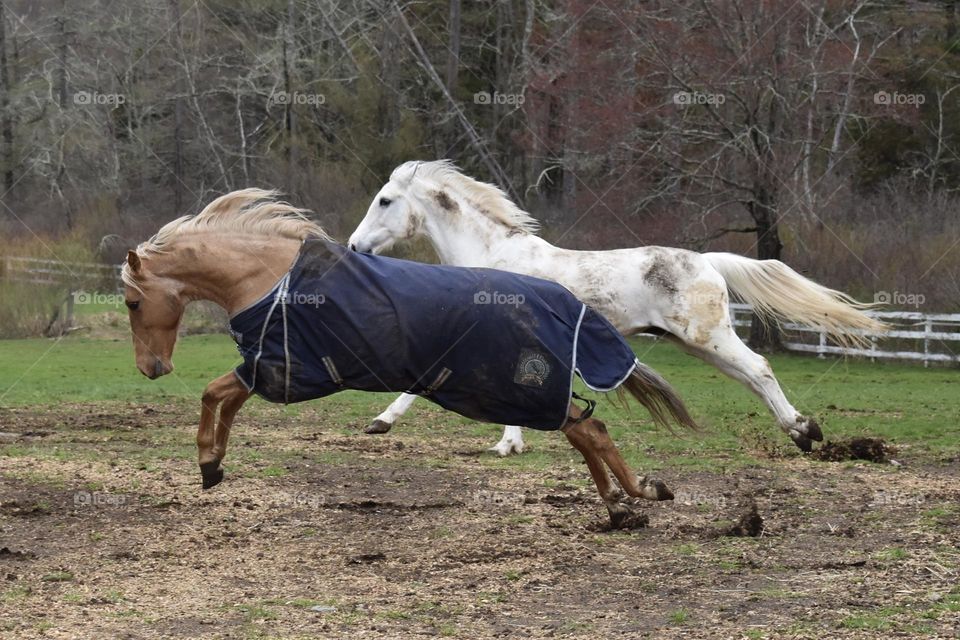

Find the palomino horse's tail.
xmin=704 ymin=253 xmax=888 ymax=349
xmin=618 ymin=362 xmax=700 ymax=433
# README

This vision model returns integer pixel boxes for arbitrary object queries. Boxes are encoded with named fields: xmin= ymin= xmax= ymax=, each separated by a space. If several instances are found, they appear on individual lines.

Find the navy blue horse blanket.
xmin=229 ymin=239 xmax=638 ymax=430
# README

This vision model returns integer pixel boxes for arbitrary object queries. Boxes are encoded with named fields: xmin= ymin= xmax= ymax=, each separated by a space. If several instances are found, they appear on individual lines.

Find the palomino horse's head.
xmin=122 ymin=249 xmax=184 ymax=379
xmin=122 ymin=189 xmax=327 ymax=380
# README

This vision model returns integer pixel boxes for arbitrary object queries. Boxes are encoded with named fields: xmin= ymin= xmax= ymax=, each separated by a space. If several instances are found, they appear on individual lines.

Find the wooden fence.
xmin=729 ymin=303 xmax=960 ymax=367
xmin=0 ymin=256 xmax=121 ymax=288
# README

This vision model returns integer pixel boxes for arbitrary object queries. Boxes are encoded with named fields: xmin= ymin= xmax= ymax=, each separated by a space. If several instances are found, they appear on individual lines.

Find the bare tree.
xmin=632 ymin=0 xmax=889 ymax=349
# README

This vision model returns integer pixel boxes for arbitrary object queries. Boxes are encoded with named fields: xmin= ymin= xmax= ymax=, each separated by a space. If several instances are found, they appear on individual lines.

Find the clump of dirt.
xmin=812 ymin=437 xmax=894 ymax=463
xmin=724 ymin=502 xmax=764 ymax=537
xmin=587 ymin=505 xmax=650 ymax=531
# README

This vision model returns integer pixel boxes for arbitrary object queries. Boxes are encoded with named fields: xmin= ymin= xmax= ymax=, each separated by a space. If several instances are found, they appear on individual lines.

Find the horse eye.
xmin=379 ymin=197 xmax=392 ymax=207
xmin=125 ymin=300 xmax=140 ymax=311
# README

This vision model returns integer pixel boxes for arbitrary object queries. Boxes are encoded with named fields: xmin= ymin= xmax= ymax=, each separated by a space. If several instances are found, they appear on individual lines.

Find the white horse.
xmin=348 ymin=160 xmax=885 ymax=454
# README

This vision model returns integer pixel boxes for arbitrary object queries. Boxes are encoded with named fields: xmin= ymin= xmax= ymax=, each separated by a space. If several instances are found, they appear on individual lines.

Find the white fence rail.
xmin=0 ymin=256 xmax=120 ymax=287
xmin=729 ymin=303 xmax=960 ymax=367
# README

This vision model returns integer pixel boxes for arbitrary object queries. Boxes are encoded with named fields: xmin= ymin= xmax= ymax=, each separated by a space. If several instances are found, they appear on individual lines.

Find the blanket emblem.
xmin=514 ymin=349 xmax=551 ymax=387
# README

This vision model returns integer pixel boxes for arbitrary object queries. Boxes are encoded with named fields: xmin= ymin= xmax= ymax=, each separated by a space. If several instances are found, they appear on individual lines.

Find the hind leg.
xmin=666 ymin=311 xmax=822 ymax=451
xmin=562 ymin=407 xmax=673 ymax=525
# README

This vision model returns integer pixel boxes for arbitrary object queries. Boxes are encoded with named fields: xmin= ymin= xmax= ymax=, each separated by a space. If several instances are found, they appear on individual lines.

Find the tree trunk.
xmin=283 ymin=0 xmax=296 ymax=178
xmin=0 ymin=3 xmax=13 ymax=194
xmin=443 ymin=0 xmax=461 ymax=152
xmin=445 ymin=0 xmax=460 ymax=92
xmin=748 ymin=186 xmax=784 ymax=352
xmin=169 ymin=0 xmax=184 ymax=212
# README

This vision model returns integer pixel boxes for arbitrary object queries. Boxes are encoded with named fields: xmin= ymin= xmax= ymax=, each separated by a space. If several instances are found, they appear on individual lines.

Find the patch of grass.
xmin=234 ymin=603 xmax=279 ymax=622
xmin=40 ymin=571 xmax=74 ymax=582
xmin=840 ymin=614 xmax=892 ymax=630
xmin=379 ymin=609 xmax=411 ymax=620
xmin=428 ymin=525 xmax=455 ymax=540
xmin=669 ymin=608 xmax=690 ymax=625
xmin=477 ymin=591 xmax=506 ymax=604
xmin=280 ymin=598 xmax=328 ymax=609
xmin=876 ymin=547 xmax=909 ymax=562
xmin=505 ymin=515 xmax=534 ymax=525
xmin=257 ymin=465 xmax=288 ymax=478
xmin=102 ymin=589 xmax=124 ymax=603
xmin=1 ymin=585 xmax=31 ymax=602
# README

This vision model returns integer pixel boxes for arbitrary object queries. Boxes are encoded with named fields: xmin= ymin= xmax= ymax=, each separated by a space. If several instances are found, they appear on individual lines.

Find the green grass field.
xmin=2 ymin=333 xmax=957 ymax=467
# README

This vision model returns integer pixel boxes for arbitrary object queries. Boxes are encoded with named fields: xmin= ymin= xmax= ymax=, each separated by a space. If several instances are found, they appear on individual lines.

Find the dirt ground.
xmin=1 ymin=403 xmax=958 ymax=639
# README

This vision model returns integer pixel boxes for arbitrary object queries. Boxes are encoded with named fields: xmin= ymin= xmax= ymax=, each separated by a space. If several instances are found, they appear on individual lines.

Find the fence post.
xmin=65 ymin=291 xmax=75 ymax=331
xmin=924 ymin=318 xmax=932 ymax=368
xmin=818 ymin=329 xmax=826 ymax=359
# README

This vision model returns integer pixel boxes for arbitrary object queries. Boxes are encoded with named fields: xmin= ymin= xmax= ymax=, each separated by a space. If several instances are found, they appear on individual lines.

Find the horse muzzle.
xmin=139 ymin=358 xmax=173 ymax=379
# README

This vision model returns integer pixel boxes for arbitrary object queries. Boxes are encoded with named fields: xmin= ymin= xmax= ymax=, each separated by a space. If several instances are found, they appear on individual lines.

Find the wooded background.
xmin=1 ymin=0 xmax=959 ymax=313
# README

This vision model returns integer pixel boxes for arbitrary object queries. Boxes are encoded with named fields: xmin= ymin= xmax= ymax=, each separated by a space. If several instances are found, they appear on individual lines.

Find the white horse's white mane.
xmin=391 ymin=160 xmax=541 ymax=234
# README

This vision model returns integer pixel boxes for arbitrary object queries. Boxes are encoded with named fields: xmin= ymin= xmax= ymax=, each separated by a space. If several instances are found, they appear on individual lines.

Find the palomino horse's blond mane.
xmin=391 ymin=160 xmax=541 ymax=234
xmin=122 ymin=188 xmax=328 ymax=288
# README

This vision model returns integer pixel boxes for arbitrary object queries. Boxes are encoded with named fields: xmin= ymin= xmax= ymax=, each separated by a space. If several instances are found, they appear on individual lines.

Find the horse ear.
xmin=126 ymin=250 xmax=141 ymax=273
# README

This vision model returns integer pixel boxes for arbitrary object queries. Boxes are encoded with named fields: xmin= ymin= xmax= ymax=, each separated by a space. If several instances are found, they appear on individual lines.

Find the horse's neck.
xmin=422 ymin=198 xmax=551 ymax=270
xmin=156 ymin=235 xmax=302 ymax=315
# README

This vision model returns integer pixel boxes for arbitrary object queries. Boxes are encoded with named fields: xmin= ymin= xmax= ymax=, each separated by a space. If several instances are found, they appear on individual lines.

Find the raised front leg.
xmin=197 ymin=371 xmax=251 ymax=489
xmin=365 ymin=392 xmax=418 ymax=434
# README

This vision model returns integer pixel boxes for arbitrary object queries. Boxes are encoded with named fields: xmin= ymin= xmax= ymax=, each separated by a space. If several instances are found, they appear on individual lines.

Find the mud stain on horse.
xmin=683 ymin=281 xmax=726 ymax=345
xmin=643 ymin=255 xmax=679 ymax=298
xmin=432 ymin=190 xmax=459 ymax=213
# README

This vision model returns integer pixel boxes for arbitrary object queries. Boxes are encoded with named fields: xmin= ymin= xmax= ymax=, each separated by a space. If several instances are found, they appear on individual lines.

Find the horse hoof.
xmin=490 ymin=440 xmax=523 ymax=456
xmin=790 ymin=431 xmax=814 ymax=453
xmin=364 ymin=420 xmax=393 ymax=434
xmin=805 ymin=419 xmax=824 ymax=442
xmin=639 ymin=476 xmax=674 ymax=501
xmin=200 ymin=461 xmax=224 ymax=489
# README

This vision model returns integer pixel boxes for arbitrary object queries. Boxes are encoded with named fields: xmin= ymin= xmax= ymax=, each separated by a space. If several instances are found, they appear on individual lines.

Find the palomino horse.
xmin=348 ymin=160 xmax=887 ymax=455
xmin=122 ymin=189 xmax=699 ymax=525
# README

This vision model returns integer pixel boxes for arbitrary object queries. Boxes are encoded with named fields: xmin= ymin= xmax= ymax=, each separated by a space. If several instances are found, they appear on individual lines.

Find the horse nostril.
xmin=349 ymin=243 xmax=357 ymax=252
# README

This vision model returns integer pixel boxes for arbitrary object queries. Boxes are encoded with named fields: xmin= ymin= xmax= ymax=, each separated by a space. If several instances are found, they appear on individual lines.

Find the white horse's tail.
xmin=704 ymin=252 xmax=888 ymax=349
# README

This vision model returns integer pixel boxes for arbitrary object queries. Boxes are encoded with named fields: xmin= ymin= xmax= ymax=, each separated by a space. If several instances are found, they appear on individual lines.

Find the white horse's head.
xmin=348 ymin=160 xmax=432 ymax=254
xmin=348 ymin=160 xmax=540 ymax=254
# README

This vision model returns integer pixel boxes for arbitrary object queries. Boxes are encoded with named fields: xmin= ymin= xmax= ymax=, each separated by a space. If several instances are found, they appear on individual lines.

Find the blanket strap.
xmin=569 ymin=391 xmax=596 ymax=423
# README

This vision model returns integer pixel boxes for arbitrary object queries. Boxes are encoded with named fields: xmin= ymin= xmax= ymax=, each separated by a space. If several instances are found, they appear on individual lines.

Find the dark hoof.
xmin=791 ymin=431 xmax=814 ymax=453
xmin=639 ymin=476 xmax=674 ymax=501
xmin=364 ymin=420 xmax=393 ymax=435
xmin=200 ymin=460 xmax=223 ymax=489
xmin=806 ymin=419 xmax=823 ymax=442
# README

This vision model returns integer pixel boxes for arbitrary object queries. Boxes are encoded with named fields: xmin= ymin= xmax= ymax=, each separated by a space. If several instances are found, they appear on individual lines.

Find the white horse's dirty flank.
xmin=349 ymin=160 xmax=887 ymax=455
